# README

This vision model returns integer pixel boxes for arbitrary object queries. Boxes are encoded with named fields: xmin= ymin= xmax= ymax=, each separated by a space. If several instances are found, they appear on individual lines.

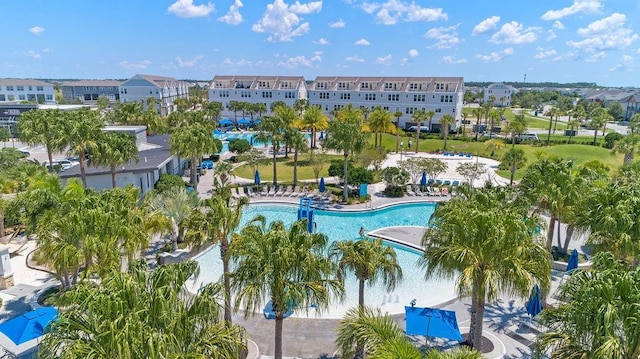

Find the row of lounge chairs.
xmin=406 ymin=185 xmax=452 ymax=197
xmin=231 ymin=185 xmax=333 ymax=201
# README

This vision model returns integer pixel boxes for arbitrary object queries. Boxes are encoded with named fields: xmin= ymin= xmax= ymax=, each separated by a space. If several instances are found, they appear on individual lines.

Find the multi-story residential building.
xmin=483 ymin=83 xmax=517 ymax=107
xmin=307 ymin=76 xmax=464 ymax=130
xmin=0 ymin=79 xmax=55 ymax=104
xmin=208 ymin=75 xmax=307 ymax=119
xmin=60 ymin=80 xmax=122 ymax=104
xmin=119 ymin=74 xmax=189 ymax=116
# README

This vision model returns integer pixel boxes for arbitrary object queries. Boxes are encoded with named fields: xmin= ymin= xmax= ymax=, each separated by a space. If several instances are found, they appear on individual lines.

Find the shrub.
xmin=328 ymin=160 xmax=374 ymax=184
xmin=381 ymin=167 xmax=410 ymax=186
xmin=604 ymin=132 xmax=624 ymax=149
xmin=383 ymin=185 xmax=405 ymax=197
xmin=228 ymin=138 xmax=251 ymax=153
xmin=155 ymin=174 xmax=186 ymax=193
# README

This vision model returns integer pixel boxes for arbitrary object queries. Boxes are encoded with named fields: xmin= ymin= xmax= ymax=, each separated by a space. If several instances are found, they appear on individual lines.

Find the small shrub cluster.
xmin=383 ymin=185 xmax=405 ymax=197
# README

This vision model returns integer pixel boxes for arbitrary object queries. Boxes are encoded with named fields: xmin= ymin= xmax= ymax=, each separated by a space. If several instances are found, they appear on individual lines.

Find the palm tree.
xmin=325 ymin=110 xmax=369 ymax=202
xmin=368 ymin=107 xmax=395 ymax=149
xmin=484 ymin=139 xmax=505 ymax=157
xmin=612 ymin=134 xmax=640 ymax=165
xmin=302 ymin=105 xmax=329 ymax=148
xmin=394 ymin=110 xmax=403 ymax=153
xmin=40 ymin=260 xmax=247 ymax=358
xmin=18 ymin=109 xmax=66 ymax=173
xmin=536 ymin=252 xmax=640 ymax=359
xmin=93 ymin=131 xmax=139 ymax=188
xmin=273 ymin=105 xmax=297 ymax=158
xmin=545 ymin=106 xmax=559 ymax=145
xmin=145 ymin=186 xmax=200 ymax=251
xmin=566 ymin=118 xmax=580 ymax=144
xmin=227 ymin=100 xmax=242 ymax=122
xmin=439 ymin=114 xmax=456 ymax=150
xmin=412 ymin=110 xmax=429 ymax=153
xmin=472 ymin=107 xmax=483 ymax=141
xmin=169 ymin=117 xmax=218 ymax=191
xmin=590 ymin=107 xmax=608 ymax=146
xmin=505 ymin=113 xmax=527 ymax=147
xmin=257 ymin=115 xmax=285 ymax=186
xmin=230 ymin=219 xmax=344 ymax=359
xmin=502 ymin=148 xmax=526 ymax=185
xmin=62 ymin=109 xmax=104 ymax=187
xmin=629 ymin=112 xmax=640 ymax=134
xmin=287 ymin=129 xmax=308 ymax=186
xmin=421 ymin=187 xmax=551 ymax=349
xmin=293 ymin=98 xmax=309 ymax=117
xmin=336 ymin=306 xmax=483 ymax=359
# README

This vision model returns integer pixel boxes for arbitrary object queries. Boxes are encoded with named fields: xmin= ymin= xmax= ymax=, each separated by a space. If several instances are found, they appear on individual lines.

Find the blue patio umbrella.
xmin=525 ymin=284 xmax=543 ymax=317
xmin=319 ymin=131 xmax=324 ymax=140
xmin=263 ymin=300 xmax=293 ymax=320
xmin=254 ymin=170 xmax=261 ymax=185
xmin=252 ymin=118 xmax=261 ymax=124
xmin=566 ymin=249 xmax=579 ymax=272
xmin=405 ymin=306 xmax=463 ymax=341
xmin=237 ymin=118 xmax=251 ymax=125
xmin=420 ymin=171 xmax=427 ymax=187
xmin=319 ymin=177 xmax=326 ymax=192
xmin=218 ymin=118 xmax=233 ymax=126
xmin=0 ymin=307 xmax=58 ymax=345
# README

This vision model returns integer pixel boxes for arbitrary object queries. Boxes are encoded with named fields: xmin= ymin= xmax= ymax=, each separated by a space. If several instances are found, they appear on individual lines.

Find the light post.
xmin=400 ymin=142 xmax=404 ymax=161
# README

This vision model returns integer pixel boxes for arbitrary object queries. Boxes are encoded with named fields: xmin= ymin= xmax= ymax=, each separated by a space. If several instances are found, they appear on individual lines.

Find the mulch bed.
xmin=461 ymin=333 xmax=495 ymax=354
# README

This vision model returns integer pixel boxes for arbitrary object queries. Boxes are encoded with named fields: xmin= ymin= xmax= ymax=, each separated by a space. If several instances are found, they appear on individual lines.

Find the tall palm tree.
xmin=394 ymin=110 xmax=403 ymax=153
xmin=505 ymin=113 xmax=527 ymax=147
xmin=502 ymin=147 xmax=526 ymax=185
xmin=287 ymin=129 xmax=308 ymax=186
xmin=612 ymin=134 xmax=640 ymax=165
xmin=302 ymin=105 xmax=329 ymax=148
xmin=145 ymin=186 xmax=200 ymax=251
xmin=257 ymin=115 xmax=285 ymax=186
xmin=472 ymin=107 xmax=483 ymax=141
xmin=273 ymin=105 xmax=297 ymax=158
xmin=40 ymin=260 xmax=247 ymax=358
xmin=93 ymin=131 xmax=139 ymax=188
xmin=230 ymin=219 xmax=344 ymax=359
xmin=439 ymin=114 xmax=456 ymax=150
xmin=293 ymin=98 xmax=309 ymax=117
xmin=325 ymin=109 xmax=369 ymax=202
xmin=18 ymin=109 xmax=67 ymax=173
xmin=545 ymin=106 xmax=559 ymax=145
xmin=169 ymin=116 xmax=218 ymax=191
xmin=566 ymin=118 xmax=580 ymax=144
xmin=536 ymin=252 xmax=640 ymax=359
xmin=590 ymin=107 xmax=608 ymax=146
xmin=368 ymin=107 xmax=395 ymax=149
xmin=411 ymin=110 xmax=429 ymax=153
xmin=62 ymin=109 xmax=104 ymax=187
xmin=421 ymin=187 xmax=551 ymax=349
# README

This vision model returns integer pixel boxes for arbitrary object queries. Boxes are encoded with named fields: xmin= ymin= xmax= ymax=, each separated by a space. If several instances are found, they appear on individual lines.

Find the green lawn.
xmin=232 ymin=154 xmax=343 ymax=182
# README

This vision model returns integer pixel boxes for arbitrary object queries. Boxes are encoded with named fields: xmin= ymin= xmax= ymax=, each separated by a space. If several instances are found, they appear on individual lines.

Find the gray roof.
xmin=0 ymin=78 xmax=53 ymax=87
xmin=59 ymin=135 xmax=174 ymax=178
xmin=60 ymin=79 xmax=123 ymax=87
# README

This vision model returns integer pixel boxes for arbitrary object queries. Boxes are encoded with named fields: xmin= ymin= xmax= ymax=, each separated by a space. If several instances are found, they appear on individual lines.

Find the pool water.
xmin=214 ymin=131 xmax=311 ymax=150
xmin=190 ymin=203 xmax=458 ymax=318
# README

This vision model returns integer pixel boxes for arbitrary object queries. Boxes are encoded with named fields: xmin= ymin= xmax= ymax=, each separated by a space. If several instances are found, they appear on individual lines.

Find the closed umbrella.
xmin=319 ymin=131 xmax=324 ymax=140
xmin=566 ymin=249 xmax=579 ymax=272
xmin=319 ymin=177 xmax=326 ymax=193
xmin=420 ymin=171 xmax=427 ymax=187
xmin=525 ymin=284 xmax=543 ymax=317
xmin=254 ymin=170 xmax=261 ymax=185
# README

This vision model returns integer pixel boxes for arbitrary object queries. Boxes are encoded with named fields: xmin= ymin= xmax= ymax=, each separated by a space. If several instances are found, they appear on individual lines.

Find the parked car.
xmin=481 ymin=132 xmax=503 ymax=140
xmin=42 ymin=159 xmax=78 ymax=171
xmin=516 ymin=133 xmax=540 ymax=142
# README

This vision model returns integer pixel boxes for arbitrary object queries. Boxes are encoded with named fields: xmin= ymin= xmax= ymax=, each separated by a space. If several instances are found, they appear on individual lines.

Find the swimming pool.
xmin=214 ymin=131 xmax=311 ymax=149
xmin=190 ymin=202 xmax=458 ymax=318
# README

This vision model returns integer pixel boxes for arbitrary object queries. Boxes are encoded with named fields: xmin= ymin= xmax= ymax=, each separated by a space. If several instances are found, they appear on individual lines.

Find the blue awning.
xmin=218 ymin=118 xmax=233 ymax=125
xmin=0 ymin=307 xmax=58 ymax=345
xmin=405 ymin=306 xmax=462 ymax=341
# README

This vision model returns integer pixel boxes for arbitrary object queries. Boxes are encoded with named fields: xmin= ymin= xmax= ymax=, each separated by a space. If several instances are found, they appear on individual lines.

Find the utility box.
xmin=0 ymin=247 xmax=14 ymax=289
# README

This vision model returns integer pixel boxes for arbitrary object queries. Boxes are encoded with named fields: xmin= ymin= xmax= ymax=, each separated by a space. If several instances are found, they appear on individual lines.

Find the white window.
xmin=16 ymin=86 xmax=24 ymax=91
xmin=6 ymin=86 xmax=13 ymax=91
xmin=37 ymin=86 xmax=44 ymax=91
xmin=340 ymin=93 xmax=351 ymax=100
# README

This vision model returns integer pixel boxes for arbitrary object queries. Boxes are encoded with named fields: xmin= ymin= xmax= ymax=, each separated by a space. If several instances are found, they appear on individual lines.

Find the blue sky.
xmin=2 ymin=0 xmax=639 ymax=86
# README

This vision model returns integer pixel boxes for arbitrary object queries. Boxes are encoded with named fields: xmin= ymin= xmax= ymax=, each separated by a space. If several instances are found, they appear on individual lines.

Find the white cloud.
xmin=176 ymin=55 xmax=204 ymax=67
xmin=218 ymin=0 xmax=243 ymax=25
xmin=329 ymin=19 xmax=346 ymax=28
xmin=345 ymin=55 xmax=365 ymax=62
xmin=221 ymin=58 xmax=254 ymax=68
xmin=41 ymin=48 xmax=52 ymax=53
xmin=553 ymin=20 xmax=565 ymax=30
xmin=475 ymin=47 xmax=513 ymax=62
xmin=29 ymin=26 xmax=44 ymax=35
xmin=313 ymin=38 xmax=330 ymax=45
xmin=360 ymin=1 xmax=447 ymax=25
xmin=534 ymin=49 xmax=557 ymax=59
xmin=547 ymin=30 xmax=557 ymax=40
xmin=278 ymin=55 xmax=312 ymax=68
xmin=609 ymin=55 xmax=634 ymax=72
xmin=168 ymin=0 xmax=215 ymax=18
xmin=585 ymin=51 xmax=606 ymax=62
xmin=567 ymin=13 xmax=639 ymax=53
xmin=490 ymin=21 xmax=539 ymax=45
xmin=472 ymin=16 xmax=499 ymax=35
xmin=424 ymin=25 xmax=460 ymax=49
xmin=252 ymin=0 xmax=322 ymax=42
xmin=311 ymin=51 xmax=322 ymax=62
xmin=408 ymin=49 xmax=419 ymax=57
xmin=355 ymin=38 xmax=370 ymax=46
xmin=119 ymin=60 xmax=152 ymax=70
xmin=440 ymin=55 xmax=467 ymax=64
xmin=541 ymin=0 xmax=602 ymax=21
xmin=24 ymin=50 xmax=41 ymax=59
xmin=375 ymin=54 xmax=392 ymax=65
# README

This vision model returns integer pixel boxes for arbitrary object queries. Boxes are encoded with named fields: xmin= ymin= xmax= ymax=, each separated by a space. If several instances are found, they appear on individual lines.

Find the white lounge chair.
xmin=268 ymin=185 xmax=277 ymax=196
xmin=232 ymin=187 xmax=242 ymax=199
xmin=246 ymin=186 xmax=257 ymax=197
xmin=283 ymin=185 xmax=293 ymax=197
xmin=260 ymin=185 xmax=268 ymax=196
xmin=309 ymin=189 xmax=320 ymax=198
xmin=276 ymin=185 xmax=286 ymax=196
xmin=289 ymin=185 xmax=300 ymax=197
xmin=406 ymin=185 xmax=416 ymax=196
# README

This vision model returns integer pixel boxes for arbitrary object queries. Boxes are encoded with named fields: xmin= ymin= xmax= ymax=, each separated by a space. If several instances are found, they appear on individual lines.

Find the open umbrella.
xmin=263 ymin=301 xmax=293 ymax=320
xmin=237 ymin=118 xmax=251 ymax=125
xmin=525 ymin=284 xmax=543 ymax=317
xmin=420 ymin=171 xmax=427 ymax=187
xmin=218 ymin=118 xmax=233 ymax=126
xmin=254 ymin=170 xmax=261 ymax=185
xmin=319 ymin=177 xmax=326 ymax=193
xmin=566 ymin=249 xmax=579 ymax=272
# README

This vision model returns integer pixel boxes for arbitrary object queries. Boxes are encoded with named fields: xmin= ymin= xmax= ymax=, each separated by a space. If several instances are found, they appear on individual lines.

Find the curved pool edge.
xmin=247 ymin=198 xmax=438 ymax=213
xmin=367 ymin=225 xmax=427 ymax=253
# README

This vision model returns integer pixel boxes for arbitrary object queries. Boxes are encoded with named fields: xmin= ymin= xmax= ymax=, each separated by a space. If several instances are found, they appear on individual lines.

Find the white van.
xmin=517 ymin=133 xmax=540 ymax=142
xmin=42 ymin=159 xmax=78 ymax=171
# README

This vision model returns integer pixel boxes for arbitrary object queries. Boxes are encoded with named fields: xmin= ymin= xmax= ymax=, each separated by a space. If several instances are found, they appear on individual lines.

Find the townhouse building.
xmin=483 ymin=83 xmax=517 ymax=107
xmin=60 ymin=80 xmax=122 ymax=104
xmin=208 ymin=75 xmax=307 ymax=120
xmin=0 ymin=79 xmax=54 ymax=104
xmin=307 ymin=76 xmax=464 ymax=130
xmin=119 ymin=74 xmax=189 ymax=116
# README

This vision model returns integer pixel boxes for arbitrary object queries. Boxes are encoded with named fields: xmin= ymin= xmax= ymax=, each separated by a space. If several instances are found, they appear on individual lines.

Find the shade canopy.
xmin=567 ymin=249 xmax=579 ymax=272
xmin=254 ymin=170 xmax=261 ymax=185
xmin=319 ymin=177 xmax=326 ymax=192
xmin=218 ymin=118 xmax=233 ymax=125
xmin=252 ymin=118 xmax=261 ymax=124
xmin=420 ymin=171 xmax=427 ymax=187
xmin=525 ymin=284 xmax=543 ymax=317
xmin=263 ymin=301 xmax=293 ymax=320
xmin=237 ymin=118 xmax=251 ymax=125
xmin=0 ymin=307 xmax=57 ymax=345
xmin=405 ymin=306 xmax=462 ymax=341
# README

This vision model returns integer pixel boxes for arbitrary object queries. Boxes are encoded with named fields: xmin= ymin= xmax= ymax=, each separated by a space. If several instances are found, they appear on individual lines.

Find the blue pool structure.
xmin=213 ymin=131 xmax=311 ymax=150
xmin=190 ymin=202 xmax=458 ymax=319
